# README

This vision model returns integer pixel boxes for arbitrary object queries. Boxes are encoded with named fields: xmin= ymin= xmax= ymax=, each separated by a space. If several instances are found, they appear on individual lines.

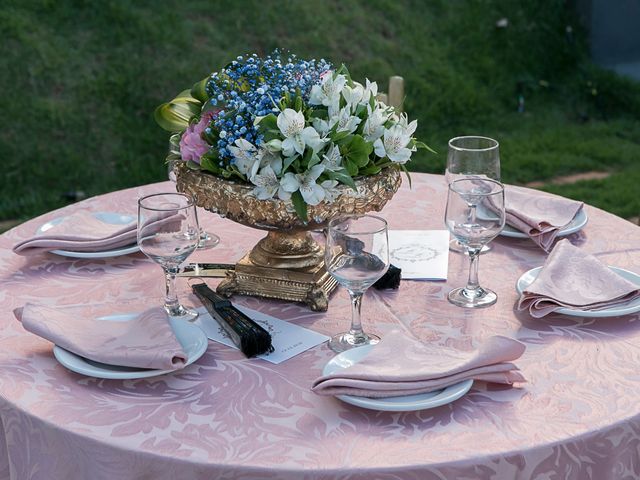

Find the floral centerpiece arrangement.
xmin=155 ymin=51 xmax=432 ymax=220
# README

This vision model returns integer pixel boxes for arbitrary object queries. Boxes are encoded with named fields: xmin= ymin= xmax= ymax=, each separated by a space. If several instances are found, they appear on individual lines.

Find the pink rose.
xmin=179 ymin=111 xmax=216 ymax=163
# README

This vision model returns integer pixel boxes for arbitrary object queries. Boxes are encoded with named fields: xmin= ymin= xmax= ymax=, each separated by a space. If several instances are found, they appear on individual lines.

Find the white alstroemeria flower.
xmin=373 ymin=125 xmax=414 ymax=164
xmin=279 ymin=164 xmax=326 ymax=206
xmin=277 ymin=108 xmax=325 ymax=156
xmin=320 ymin=179 xmax=341 ymax=203
xmin=312 ymin=117 xmax=331 ymax=136
xmin=330 ymin=106 xmax=361 ymax=134
xmin=362 ymin=79 xmax=378 ymax=104
xmin=362 ymin=105 xmax=388 ymax=141
xmin=342 ymin=83 xmax=364 ymax=110
xmin=396 ymin=112 xmax=418 ymax=137
xmin=303 ymin=127 xmax=327 ymax=153
xmin=320 ymin=143 xmax=343 ymax=171
xmin=250 ymin=165 xmax=291 ymax=200
xmin=257 ymin=148 xmax=283 ymax=177
xmin=228 ymin=138 xmax=262 ymax=177
xmin=309 ymin=74 xmax=346 ymax=110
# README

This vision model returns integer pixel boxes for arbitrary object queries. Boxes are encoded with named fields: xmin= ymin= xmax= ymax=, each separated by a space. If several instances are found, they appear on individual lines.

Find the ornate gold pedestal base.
xmin=217 ymin=253 xmax=338 ymax=312
xmin=176 ymin=163 xmax=402 ymax=310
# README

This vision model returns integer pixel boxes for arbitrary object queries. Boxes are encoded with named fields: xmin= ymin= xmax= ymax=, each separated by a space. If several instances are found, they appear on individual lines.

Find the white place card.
xmin=388 ymin=230 xmax=450 ymax=280
xmin=194 ymin=305 xmax=329 ymax=364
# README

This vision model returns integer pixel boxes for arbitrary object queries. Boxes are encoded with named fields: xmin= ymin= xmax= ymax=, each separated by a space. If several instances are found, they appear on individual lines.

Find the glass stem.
xmin=348 ymin=291 xmax=365 ymax=339
xmin=466 ymin=248 xmax=481 ymax=293
xmin=163 ymin=267 xmax=179 ymax=313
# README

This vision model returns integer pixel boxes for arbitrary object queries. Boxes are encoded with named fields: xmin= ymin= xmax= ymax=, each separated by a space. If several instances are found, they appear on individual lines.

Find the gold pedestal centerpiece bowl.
xmin=176 ymin=163 xmax=401 ymax=311
xmin=155 ymin=51 xmax=432 ymax=310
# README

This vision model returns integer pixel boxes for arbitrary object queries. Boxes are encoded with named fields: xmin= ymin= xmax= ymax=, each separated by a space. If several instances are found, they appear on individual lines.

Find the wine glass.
xmin=325 ymin=214 xmax=389 ymax=353
xmin=138 ymin=193 xmax=200 ymax=321
xmin=168 ymin=159 xmax=220 ymax=249
xmin=445 ymin=178 xmax=505 ymax=308
xmin=445 ymin=136 xmax=500 ymax=254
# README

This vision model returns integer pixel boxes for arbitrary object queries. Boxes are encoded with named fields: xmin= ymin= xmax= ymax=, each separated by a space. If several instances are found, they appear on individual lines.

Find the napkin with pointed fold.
xmin=13 ymin=210 xmax=137 ymax=255
xmin=14 ymin=304 xmax=187 ymax=370
xmin=517 ymin=239 xmax=640 ymax=318
xmin=503 ymin=186 xmax=583 ymax=252
xmin=312 ymin=331 xmax=526 ymax=398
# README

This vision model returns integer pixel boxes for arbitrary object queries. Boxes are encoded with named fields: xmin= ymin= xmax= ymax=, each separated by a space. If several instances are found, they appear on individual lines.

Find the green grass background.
xmin=1 ymin=0 xmax=639 ymax=222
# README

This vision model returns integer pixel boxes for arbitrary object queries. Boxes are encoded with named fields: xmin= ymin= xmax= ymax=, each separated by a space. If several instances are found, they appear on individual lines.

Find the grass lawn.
xmin=1 ymin=0 xmax=639 ymax=222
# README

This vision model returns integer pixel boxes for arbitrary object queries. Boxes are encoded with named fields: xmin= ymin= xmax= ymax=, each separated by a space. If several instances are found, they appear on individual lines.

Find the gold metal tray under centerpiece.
xmin=176 ymin=163 xmax=401 ymax=311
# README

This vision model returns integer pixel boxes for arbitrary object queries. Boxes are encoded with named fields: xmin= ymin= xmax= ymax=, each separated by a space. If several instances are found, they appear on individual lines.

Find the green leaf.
xmin=200 ymin=156 xmax=220 ymax=174
xmin=282 ymin=155 xmax=298 ymax=172
xmin=262 ymin=129 xmax=281 ymax=143
xmin=358 ymin=164 xmax=382 ymax=176
xmin=190 ymin=77 xmax=210 ymax=103
xmin=308 ymin=153 xmax=321 ymax=169
xmin=154 ymin=99 xmax=202 ymax=132
xmin=309 ymin=109 xmax=328 ymax=119
xmin=335 ymin=64 xmax=353 ymax=86
xmin=330 ymin=130 xmax=351 ymax=144
xmin=355 ymin=103 xmax=367 ymax=118
xmin=341 ymin=134 xmax=373 ymax=167
xmin=326 ymin=170 xmax=357 ymax=190
xmin=256 ymin=113 xmax=278 ymax=132
xmin=401 ymin=164 xmax=413 ymax=188
xmin=172 ymin=89 xmax=200 ymax=103
xmin=343 ymin=157 xmax=358 ymax=176
xmin=413 ymin=140 xmax=437 ymax=154
xmin=291 ymin=191 xmax=308 ymax=222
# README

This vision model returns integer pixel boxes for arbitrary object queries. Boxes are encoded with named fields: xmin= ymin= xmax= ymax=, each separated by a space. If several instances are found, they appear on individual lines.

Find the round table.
xmin=1 ymin=174 xmax=639 ymax=480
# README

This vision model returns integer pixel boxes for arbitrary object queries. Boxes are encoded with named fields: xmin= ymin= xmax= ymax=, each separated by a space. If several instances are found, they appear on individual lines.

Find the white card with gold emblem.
xmin=387 ymin=230 xmax=450 ymax=280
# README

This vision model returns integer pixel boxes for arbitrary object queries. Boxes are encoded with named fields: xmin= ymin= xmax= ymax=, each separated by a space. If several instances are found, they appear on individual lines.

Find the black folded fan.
xmin=192 ymin=283 xmax=274 ymax=358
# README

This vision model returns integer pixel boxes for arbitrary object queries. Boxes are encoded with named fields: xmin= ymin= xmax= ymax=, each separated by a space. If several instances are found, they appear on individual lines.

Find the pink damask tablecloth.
xmin=0 ymin=174 xmax=639 ymax=480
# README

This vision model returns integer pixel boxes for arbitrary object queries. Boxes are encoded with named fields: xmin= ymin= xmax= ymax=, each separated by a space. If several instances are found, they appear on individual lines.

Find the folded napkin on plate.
xmin=14 ymin=303 xmax=187 ymax=370
xmin=312 ymin=331 xmax=526 ymax=398
xmin=13 ymin=210 xmax=137 ymax=255
xmin=503 ymin=186 xmax=583 ymax=252
xmin=517 ymin=239 xmax=640 ymax=318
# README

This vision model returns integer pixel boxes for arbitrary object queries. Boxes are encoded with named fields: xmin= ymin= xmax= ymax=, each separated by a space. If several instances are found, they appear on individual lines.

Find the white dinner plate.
xmin=53 ymin=314 xmax=208 ymax=379
xmin=500 ymin=208 xmax=588 ymax=238
xmin=37 ymin=212 xmax=140 ymax=258
xmin=516 ymin=266 xmax=640 ymax=317
xmin=322 ymin=345 xmax=473 ymax=412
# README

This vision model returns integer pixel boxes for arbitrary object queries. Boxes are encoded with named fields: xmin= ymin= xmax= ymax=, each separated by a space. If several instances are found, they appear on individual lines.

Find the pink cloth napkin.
xmin=312 ymin=331 xmax=526 ymax=398
xmin=504 ymin=186 xmax=583 ymax=252
xmin=517 ymin=239 xmax=640 ymax=318
xmin=15 ymin=304 xmax=188 ymax=370
xmin=13 ymin=210 xmax=137 ymax=255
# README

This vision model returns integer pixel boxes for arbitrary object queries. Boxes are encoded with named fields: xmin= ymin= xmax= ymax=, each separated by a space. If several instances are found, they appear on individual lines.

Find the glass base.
xmin=165 ymin=303 xmax=199 ymax=321
xmin=198 ymin=231 xmax=220 ymax=250
xmin=449 ymin=239 xmax=491 ymax=254
xmin=328 ymin=331 xmax=380 ymax=353
xmin=447 ymin=286 xmax=497 ymax=308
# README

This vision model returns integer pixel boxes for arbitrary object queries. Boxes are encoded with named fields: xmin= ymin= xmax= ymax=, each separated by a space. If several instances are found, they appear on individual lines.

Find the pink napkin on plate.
xmin=312 ymin=330 xmax=526 ymax=398
xmin=517 ymin=239 xmax=640 ymax=318
xmin=14 ymin=303 xmax=187 ymax=370
xmin=13 ymin=210 xmax=137 ymax=255
xmin=504 ymin=186 xmax=583 ymax=252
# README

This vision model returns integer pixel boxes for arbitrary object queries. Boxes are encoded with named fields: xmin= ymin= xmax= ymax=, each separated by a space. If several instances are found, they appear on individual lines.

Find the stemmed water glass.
xmin=138 ymin=193 xmax=200 ymax=321
xmin=325 ymin=215 xmax=389 ymax=353
xmin=168 ymin=159 xmax=220 ymax=249
xmin=445 ymin=136 xmax=500 ymax=254
xmin=444 ymin=178 xmax=505 ymax=308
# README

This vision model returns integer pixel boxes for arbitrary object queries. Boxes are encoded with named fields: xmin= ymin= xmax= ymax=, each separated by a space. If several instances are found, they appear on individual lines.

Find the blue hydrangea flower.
xmin=204 ymin=51 xmax=331 ymax=164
